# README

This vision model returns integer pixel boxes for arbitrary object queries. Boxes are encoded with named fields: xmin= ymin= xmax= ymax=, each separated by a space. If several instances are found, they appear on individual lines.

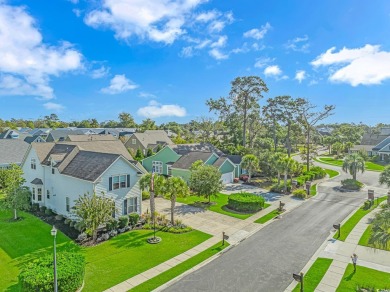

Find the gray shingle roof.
xmin=61 ymin=151 xmax=120 ymax=182
xmin=373 ymin=137 xmax=390 ymax=151
xmin=361 ymin=133 xmax=390 ymax=146
xmin=172 ymin=152 xmax=213 ymax=169
xmin=171 ymin=143 xmax=224 ymax=155
xmin=226 ymin=155 xmax=242 ymax=165
xmin=66 ymin=134 xmax=116 ymax=142
xmin=212 ymin=157 xmax=227 ymax=168
xmin=0 ymin=140 xmax=30 ymax=165
xmin=31 ymin=178 xmax=43 ymax=185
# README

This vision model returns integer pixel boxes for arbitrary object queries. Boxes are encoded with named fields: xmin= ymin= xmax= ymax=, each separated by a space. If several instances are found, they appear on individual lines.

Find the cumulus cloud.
xmin=91 ymin=65 xmax=110 ymax=79
xmin=101 ymin=74 xmax=138 ymax=94
xmin=137 ymin=100 xmax=186 ymax=118
xmin=196 ymin=10 xmax=219 ymax=22
xmin=264 ymin=65 xmax=282 ymax=77
xmin=254 ymin=57 xmax=274 ymax=68
xmin=311 ymin=44 xmax=390 ymax=86
xmin=243 ymin=22 xmax=271 ymax=40
xmin=139 ymin=92 xmax=156 ymax=99
xmin=285 ymin=35 xmax=310 ymax=52
xmin=0 ymin=3 xmax=83 ymax=99
xmin=295 ymin=70 xmax=306 ymax=83
xmin=210 ymin=35 xmax=227 ymax=48
xmin=44 ymin=102 xmax=65 ymax=111
xmin=85 ymin=0 xmax=208 ymax=44
xmin=209 ymin=48 xmax=228 ymax=60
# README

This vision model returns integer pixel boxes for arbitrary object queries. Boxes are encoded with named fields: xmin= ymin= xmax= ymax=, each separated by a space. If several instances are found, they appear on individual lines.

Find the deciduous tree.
xmin=190 ymin=164 xmax=222 ymax=203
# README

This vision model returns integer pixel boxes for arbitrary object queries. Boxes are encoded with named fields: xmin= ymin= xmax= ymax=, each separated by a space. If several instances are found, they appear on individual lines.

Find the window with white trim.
xmin=31 ymin=158 xmax=36 ymax=170
xmin=66 ymin=197 xmax=70 ymax=212
xmin=132 ymin=139 xmax=136 ymax=145
xmin=167 ymin=165 xmax=172 ymax=176
xmin=128 ymin=197 xmax=138 ymax=213
xmin=47 ymin=190 xmax=50 ymax=199
xmin=152 ymin=161 xmax=163 ymax=174
xmin=32 ymin=187 xmax=36 ymax=200
xmin=110 ymin=174 xmax=130 ymax=190
xmin=37 ymin=188 xmax=42 ymax=201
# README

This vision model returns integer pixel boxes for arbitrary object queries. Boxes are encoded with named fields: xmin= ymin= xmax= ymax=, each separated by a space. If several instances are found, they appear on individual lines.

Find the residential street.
xmin=164 ymin=163 xmax=384 ymax=292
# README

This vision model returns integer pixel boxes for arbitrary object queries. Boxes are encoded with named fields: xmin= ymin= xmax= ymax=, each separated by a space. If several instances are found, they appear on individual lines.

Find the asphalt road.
xmin=164 ymin=163 xmax=382 ymax=292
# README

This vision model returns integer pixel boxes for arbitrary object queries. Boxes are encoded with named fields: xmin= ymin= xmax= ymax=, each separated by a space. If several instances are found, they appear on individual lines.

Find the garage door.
xmin=221 ymin=172 xmax=233 ymax=184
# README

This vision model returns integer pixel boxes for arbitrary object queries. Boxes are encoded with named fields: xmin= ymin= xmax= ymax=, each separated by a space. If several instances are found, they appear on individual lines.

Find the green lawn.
xmin=292 ymin=258 xmax=333 ymax=292
xmin=333 ymin=196 xmax=387 ymax=241
xmin=83 ymin=230 xmax=210 ymax=291
xmin=310 ymin=184 xmax=317 ymax=196
xmin=324 ymin=168 xmax=339 ymax=178
xmin=176 ymin=193 xmax=270 ymax=220
xmin=255 ymin=209 xmax=281 ymax=224
xmin=130 ymin=241 xmax=229 ymax=292
xmin=316 ymin=157 xmax=385 ymax=171
xmin=336 ymin=264 xmax=390 ymax=291
xmin=358 ymin=225 xmax=390 ymax=251
xmin=0 ymin=209 xmax=211 ymax=292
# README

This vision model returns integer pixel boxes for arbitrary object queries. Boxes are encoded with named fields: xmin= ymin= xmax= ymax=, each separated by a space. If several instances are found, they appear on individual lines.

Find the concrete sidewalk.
xmin=285 ymin=201 xmax=389 ymax=292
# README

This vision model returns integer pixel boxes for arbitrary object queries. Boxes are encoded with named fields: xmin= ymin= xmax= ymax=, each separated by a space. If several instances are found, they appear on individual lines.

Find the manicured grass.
xmin=324 ymin=168 xmax=339 ymax=178
xmin=359 ymin=224 xmax=390 ymax=251
xmin=0 ymin=208 xmax=211 ymax=292
xmin=333 ymin=196 xmax=387 ymax=241
xmin=83 ymin=229 xmax=211 ymax=291
xmin=336 ymin=264 xmax=390 ymax=291
xmin=255 ymin=209 xmax=282 ymax=224
xmin=130 ymin=241 xmax=229 ymax=292
xmin=0 ymin=209 xmax=75 ymax=291
xmin=176 ymin=193 xmax=270 ymax=220
xmin=292 ymin=258 xmax=333 ymax=292
xmin=310 ymin=184 xmax=317 ymax=196
xmin=316 ymin=157 xmax=385 ymax=171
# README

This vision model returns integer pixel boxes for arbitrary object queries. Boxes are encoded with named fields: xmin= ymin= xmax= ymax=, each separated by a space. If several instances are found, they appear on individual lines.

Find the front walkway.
xmin=285 ymin=201 xmax=389 ymax=292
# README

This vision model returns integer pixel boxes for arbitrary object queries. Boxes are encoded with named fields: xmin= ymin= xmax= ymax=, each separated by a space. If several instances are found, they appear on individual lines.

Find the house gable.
xmin=141 ymin=146 xmax=181 ymax=175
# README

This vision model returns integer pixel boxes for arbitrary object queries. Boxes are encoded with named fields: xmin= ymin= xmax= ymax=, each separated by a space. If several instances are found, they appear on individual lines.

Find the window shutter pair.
xmin=123 ymin=199 xmax=128 ymax=215
xmin=109 ymin=177 xmax=112 ymax=191
xmin=127 ymin=174 xmax=130 ymax=188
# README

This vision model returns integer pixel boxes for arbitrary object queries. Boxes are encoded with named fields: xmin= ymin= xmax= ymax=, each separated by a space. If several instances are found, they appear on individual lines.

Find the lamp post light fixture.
xmin=51 ymin=225 xmax=58 ymax=292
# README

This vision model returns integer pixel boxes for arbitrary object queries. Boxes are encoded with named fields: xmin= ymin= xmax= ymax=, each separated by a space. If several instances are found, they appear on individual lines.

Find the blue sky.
xmin=1 ymin=0 xmax=390 ymax=125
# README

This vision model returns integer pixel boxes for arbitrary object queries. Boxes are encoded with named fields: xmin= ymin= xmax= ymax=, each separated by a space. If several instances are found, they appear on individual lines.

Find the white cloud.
xmin=180 ymin=46 xmax=194 ymax=58
xmin=101 ymin=74 xmax=138 ymax=94
xmin=311 ymin=44 xmax=390 ymax=86
xmin=139 ymin=92 xmax=156 ymax=99
xmin=43 ymin=102 xmax=65 ymax=111
xmin=243 ymin=22 xmax=271 ymax=40
xmin=91 ymin=66 xmax=110 ymax=79
xmin=73 ymin=9 xmax=82 ymax=17
xmin=254 ymin=57 xmax=274 ymax=68
xmin=137 ymin=100 xmax=186 ymax=118
xmin=264 ymin=65 xmax=282 ymax=77
xmin=0 ymin=3 xmax=83 ymax=99
xmin=196 ymin=10 xmax=218 ymax=22
xmin=210 ymin=35 xmax=227 ymax=48
xmin=209 ymin=48 xmax=228 ymax=60
xmin=285 ymin=35 xmax=310 ymax=52
xmin=85 ymin=0 xmax=208 ymax=44
xmin=295 ymin=70 xmax=306 ymax=83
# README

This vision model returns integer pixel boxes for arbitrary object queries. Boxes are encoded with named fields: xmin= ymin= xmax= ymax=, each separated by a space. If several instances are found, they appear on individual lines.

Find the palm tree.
xmin=165 ymin=177 xmax=189 ymax=224
xmin=342 ymin=153 xmax=365 ymax=180
xmin=139 ymin=173 xmax=165 ymax=221
xmin=379 ymin=165 xmax=390 ymax=189
xmin=281 ymin=157 xmax=295 ymax=193
xmin=241 ymin=154 xmax=259 ymax=183
xmin=368 ymin=208 xmax=390 ymax=250
xmin=272 ymin=152 xmax=285 ymax=185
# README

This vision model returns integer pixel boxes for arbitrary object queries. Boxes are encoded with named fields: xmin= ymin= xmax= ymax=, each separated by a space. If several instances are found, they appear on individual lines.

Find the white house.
xmin=21 ymin=140 xmax=145 ymax=218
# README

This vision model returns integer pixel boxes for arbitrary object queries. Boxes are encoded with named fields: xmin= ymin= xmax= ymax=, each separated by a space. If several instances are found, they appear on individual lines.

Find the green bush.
xmin=341 ymin=179 xmax=363 ymax=190
xmin=118 ymin=216 xmax=129 ymax=228
xmin=20 ymin=252 xmax=85 ymax=292
xmin=129 ymin=212 xmax=140 ymax=226
xmin=292 ymin=189 xmax=307 ymax=199
xmin=64 ymin=218 xmax=71 ymax=225
xmin=106 ymin=219 xmax=119 ymax=231
xmin=270 ymin=183 xmax=291 ymax=193
xmin=69 ymin=221 xmax=75 ymax=228
xmin=227 ymin=192 xmax=265 ymax=212
xmin=31 ymin=203 xmax=40 ymax=212
xmin=40 ymin=205 xmax=47 ymax=213
xmin=363 ymin=200 xmax=373 ymax=210
xmin=142 ymin=191 xmax=150 ymax=200
xmin=44 ymin=208 xmax=53 ymax=216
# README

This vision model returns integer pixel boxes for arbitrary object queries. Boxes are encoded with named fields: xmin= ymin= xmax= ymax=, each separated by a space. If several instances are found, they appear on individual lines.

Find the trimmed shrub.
xmin=142 ymin=190 xmax=150 ymax=200
xmin=31 ymin=203 xmax=40 ymax=212
xmin=292 ymin=189 xmax=307 ymax=199
xmin=40 ymin=205 xmax=47 ymax=213
xmin=129 ymin=212 xmax=140 ymax=227
xmin=44 ymin=208 xmax=53 ymax=216
xmin=64 ymin=218 xmax=71 ymax=225
xmin=227 ymin=192 xmax=265 ymax=212
xmin=341 ymin=179 xmax=363 ymax=190
xmin=118 ymin=216 xmax=129 ymax=228
xmin=106 ymin=219 xmax=119 ymax=231
xmin=19 ymin=252 xmax=85 ymax=292
xmin=270 ymin=183 xmax=291 ymax=193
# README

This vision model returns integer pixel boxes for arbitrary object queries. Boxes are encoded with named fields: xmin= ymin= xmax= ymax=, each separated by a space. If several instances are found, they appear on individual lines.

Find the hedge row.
xmin=227 ymin=192 xmax=265 ymax=212
xmin=20 ymin=252 xmax=85 ymax=292
xmin=296 ymin=166 xmax=326 ymax=186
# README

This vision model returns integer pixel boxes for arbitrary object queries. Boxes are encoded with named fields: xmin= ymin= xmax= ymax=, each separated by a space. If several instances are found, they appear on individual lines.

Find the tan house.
xmin=124 ymin=130 xmax=174 ymax=155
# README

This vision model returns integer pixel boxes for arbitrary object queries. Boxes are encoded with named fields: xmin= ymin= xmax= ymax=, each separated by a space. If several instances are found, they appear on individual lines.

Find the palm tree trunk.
xmin=284 ymin=171 xmax=288 ymax=193
xmin=93 ymin=229 xmax=97 ymax=242
xmin=150 ymin=191 xmax=155 ymax=221
xmin=14 ymin=209 xmax=17 ymax=220
xmin=248 ymin=170 xmax=252 ymax=183
xmin=171 ymin=198 xmax=175 ymax=225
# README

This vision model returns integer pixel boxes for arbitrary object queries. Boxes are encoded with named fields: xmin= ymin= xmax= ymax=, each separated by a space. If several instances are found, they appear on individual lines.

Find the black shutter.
xmin=109 ymin=177 xmax=112 ymax=191
xmin=127 ymin=174 xmax=130 ymax=188
xmin=135 ymin=197 xmax=138 ymax=212
xmin=123 ymin=199 xmax=128 ymax=215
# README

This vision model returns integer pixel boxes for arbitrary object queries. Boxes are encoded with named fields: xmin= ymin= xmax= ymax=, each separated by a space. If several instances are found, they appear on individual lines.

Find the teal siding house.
xmin=141 ymin=144 xmax=242 ymax=184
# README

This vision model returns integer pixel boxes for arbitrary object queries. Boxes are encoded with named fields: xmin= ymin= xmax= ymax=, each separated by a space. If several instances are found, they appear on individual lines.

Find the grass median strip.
xmin=255 ymin=209 xmax=281 ymax=224
xmin=336 ymin=264 xmax=390 ymax=291
xmin=292 ymin=258 xmax=333 ymax=292
xmin=315 ymin=157 xmax=385 ymax=171
xmin=333 ymin=196 xmax=387 ymax=241
xmin=324 ymin=168 xmax=339 ymax=178
xmin=130 ymin=241 xmax=229 ymax=292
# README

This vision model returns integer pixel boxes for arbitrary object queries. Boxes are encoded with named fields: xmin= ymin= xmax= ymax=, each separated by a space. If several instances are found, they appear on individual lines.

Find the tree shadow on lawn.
xmin=108 ymin=230 xmax=156 ymax=249
xmin=173 ymin=204 xmax=206 ymax=216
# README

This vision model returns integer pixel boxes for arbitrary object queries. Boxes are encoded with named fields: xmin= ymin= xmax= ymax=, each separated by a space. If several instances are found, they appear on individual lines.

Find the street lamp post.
xmin=51 ymin=225 xmax=58 ymax=292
